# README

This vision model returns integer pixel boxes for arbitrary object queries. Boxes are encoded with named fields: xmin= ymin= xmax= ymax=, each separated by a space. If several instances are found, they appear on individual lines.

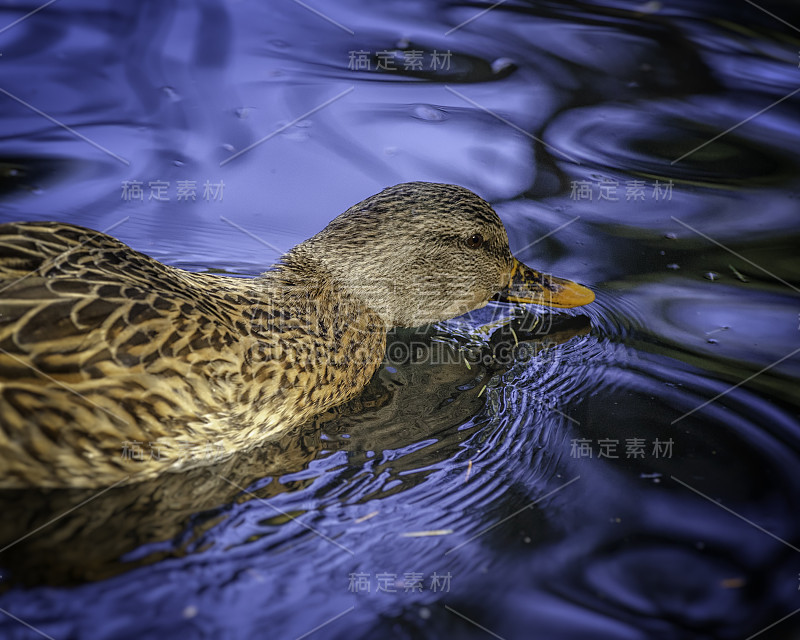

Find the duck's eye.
xmin=466 ymin=233 xmax=484 ymax=249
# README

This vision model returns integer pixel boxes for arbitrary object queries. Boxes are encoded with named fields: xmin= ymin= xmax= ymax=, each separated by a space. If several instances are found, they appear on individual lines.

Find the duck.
xmin=0 ymin=182 xmax=594 ymax=488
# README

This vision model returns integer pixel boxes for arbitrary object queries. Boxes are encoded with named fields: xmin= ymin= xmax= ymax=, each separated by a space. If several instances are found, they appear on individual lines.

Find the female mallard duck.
xmin=0 ymin=182 xmax=593 ymax=488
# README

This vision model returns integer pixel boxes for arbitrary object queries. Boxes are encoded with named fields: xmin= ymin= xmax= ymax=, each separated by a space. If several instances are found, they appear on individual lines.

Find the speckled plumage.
xmin=0 ymin=182 xmax=593 ymax=488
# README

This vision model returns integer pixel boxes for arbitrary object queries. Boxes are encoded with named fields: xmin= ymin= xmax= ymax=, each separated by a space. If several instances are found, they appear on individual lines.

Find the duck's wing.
xmin=0 ymin=222 xmax=246 ymax=486
xmin=0 ymin=221 xmax=199 ymax=374
xmin=0 ymin=221 xmax=250 ymax=364
xmin=0 ymin=220 xmax=192 ymax=294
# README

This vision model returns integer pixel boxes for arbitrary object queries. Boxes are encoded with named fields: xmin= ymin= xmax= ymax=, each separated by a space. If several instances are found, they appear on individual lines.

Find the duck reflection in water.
xmin=0 ymin=313 xmax=590 ymax=586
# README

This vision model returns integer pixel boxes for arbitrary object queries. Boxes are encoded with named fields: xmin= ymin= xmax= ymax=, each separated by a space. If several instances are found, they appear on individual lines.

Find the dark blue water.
xmin=2 ymin=0 xmax=800 ymax=638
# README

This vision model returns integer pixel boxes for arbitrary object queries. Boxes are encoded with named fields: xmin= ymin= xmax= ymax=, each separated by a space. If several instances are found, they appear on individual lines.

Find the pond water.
xmin=2 ymin=0 xmax=800 ymax=638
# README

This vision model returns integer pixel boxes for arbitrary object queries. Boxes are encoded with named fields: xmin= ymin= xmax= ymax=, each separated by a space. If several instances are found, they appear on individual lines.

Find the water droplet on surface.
xmin=491 ymin=57 xmax=516 ymax=75
xmin=182 ymin=605 xmax=198 ymax=619
xmin=281 ymin=120 xmax=311 ymax=141
xmin=172 ymin=160 xmax=184 ymax=167
xmin=222 ymin=143 xmax=235 ymax=152
xmin=636 ymin=1 xmax=662 ymax=13
xmin=707 ymin=338 xmax=718 ymax=344
xmin=411 ymin=104 xmax=448 ymax=122
xmin=419 ymin=607 xmax=431 ymax=620
xmin=704 ymin=272 xmax=719 ymax=281
xmin=664 ymin=232 xmax=677 ymax=240
xmin=161 ymin=86 xmax=180 ymax=102
xmin=666 ymin=263 xmax=680 ymax=270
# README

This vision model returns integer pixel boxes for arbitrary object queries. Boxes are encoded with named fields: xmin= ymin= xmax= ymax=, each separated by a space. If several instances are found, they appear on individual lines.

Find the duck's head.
xmin=287 ymin=182 xmax=594 ymax=328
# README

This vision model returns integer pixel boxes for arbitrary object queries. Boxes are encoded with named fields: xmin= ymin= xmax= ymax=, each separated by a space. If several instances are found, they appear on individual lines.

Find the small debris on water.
xmin=729 ymin=265 xmax=748 ymax=282
xmin=720 ymin=577 xmax=746 ymax=589
xmin=400 ymin=529 xmax=454 ymax=537
xmin=355 ymin=511 xmax=379 ymax=524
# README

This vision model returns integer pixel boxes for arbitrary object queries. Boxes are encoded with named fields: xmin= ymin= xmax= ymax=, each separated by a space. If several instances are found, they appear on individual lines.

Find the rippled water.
xmin=2 ymin=0 xmax=800 ymax=638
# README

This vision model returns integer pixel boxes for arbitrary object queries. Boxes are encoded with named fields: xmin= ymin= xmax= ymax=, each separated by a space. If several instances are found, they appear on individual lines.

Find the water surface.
xmin=1 ymin=1 xmax=800 ymax=638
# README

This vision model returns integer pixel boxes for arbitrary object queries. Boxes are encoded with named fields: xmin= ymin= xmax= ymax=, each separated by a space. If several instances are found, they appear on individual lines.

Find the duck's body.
xmin=0 ymin=223 xmax=385 ymax=487
xmin=0 ymin=183 xmax=593 ymax=488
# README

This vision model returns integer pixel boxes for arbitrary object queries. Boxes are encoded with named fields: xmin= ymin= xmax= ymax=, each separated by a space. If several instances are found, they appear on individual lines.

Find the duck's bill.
xmin=494 ymin=258 xmax=595 ymax=308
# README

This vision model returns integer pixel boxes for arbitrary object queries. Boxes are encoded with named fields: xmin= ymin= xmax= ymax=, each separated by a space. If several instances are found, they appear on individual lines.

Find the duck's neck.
xmin=276 ymin=240 xmax=405 ymax=328
xmin=244 ymin=251 xmax=389 ymax=419
xmin=257 ymin=248 xmax=390 ymax=346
